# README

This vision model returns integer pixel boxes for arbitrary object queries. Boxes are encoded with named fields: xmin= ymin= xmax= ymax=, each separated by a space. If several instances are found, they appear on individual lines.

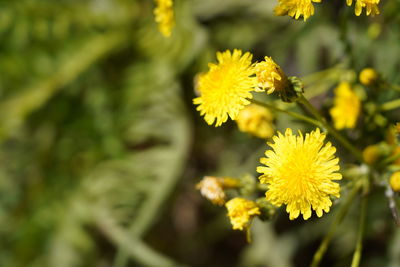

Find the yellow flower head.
xmin=196 ymin=176 xmax=226 ymax=206
xmin=330 ymin=82 xmax=361 ymax=130
xmin=154 ymin=0 xmax=175 ymax=37
xmin=193 ymin=49 xmax=256 ymax=126
xmin=236 ymin=104 xmax=275 ymax=139
xmin=274 ymin=0 xmax=322 ymax=21
xmin=346 ymin=0 xmax=380 ymax=16
xmin=257 ymin=128 xmax=342 ymax=220
xmin=226 ymin=198 xmax=260 ymax=230
xmin=359 ymin=68 xmax=379 ymax=86
xmin=390 ymin=172 xmax=400 ymax=192
xmin=254 ymin=57 xmax=289 ymax=94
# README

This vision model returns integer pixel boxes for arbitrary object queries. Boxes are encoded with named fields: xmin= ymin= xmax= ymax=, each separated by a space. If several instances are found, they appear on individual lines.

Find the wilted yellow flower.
xmin=274 ymin=0 xmax=321 ymax=21
xmin=226 ymin=198 xmax=260 ymax=230
xmin=236 ymin=104 xmax=274 ymax=139
xmin=390 ymin=172 xmax=400 ymax=192
xmin=254 ymin=57 xmax=288 ymax=94
xmin=347 ymin=0 xmax=380 ymax=16
xmin=193 ymin=49 xmax=256 ymax=126
xmin=154 ymin=0 xmax=174 ymax=37
xmin=362 ymin=144 xmax=381 ymax=165
xmin=196 ymin=176 xmax=226 ymax=206
xmin=330 ymin=82 xmax=361 ymax=130
xmin=359 ymin=68 xmax=379 ymax=86
xmin=257 ymin=128 xmax=342 ymax=220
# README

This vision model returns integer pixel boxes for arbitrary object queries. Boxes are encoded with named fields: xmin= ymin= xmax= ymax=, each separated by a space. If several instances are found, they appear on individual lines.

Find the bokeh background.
xmin=1 ymin=0 xmax=400 ymax=266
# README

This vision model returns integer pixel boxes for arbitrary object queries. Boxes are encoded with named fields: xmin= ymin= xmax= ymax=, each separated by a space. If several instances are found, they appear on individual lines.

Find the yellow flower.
xmin=390 ymin=172 xmax=400 ymax=192
xmin=196 ymin=176 xmax=226 ymax=206
xmin=330 ymin=82 xmax=361 ymax=130
xmin=274 ymin=0 xmax=322 ymax=21
xmin=346 ymin=0 xmax=380 ymax=16
xmin=154 ymin=0 xmax=174 ymax=37
xmin=254 ymin=57 xmax=289 ymax=94
xmin=359 ymin=68 xmax=379 ymax=86
xmin=236 ymin=104 xmax=275 ymax=139
xmin=193 ymin=49 xmax=256 ymax=126
xmin=257 ymin=128 xmax=342 ymax=220
xmin=226 ymin=198 xmax=260 ymax=230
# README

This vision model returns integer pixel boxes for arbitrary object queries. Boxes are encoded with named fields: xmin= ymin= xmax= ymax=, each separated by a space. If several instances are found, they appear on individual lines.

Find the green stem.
xmin=380 ymin=152 xmax=400 ymax=167
xmin=250 ymin=99 xmax=322 ymax=128
xmin=351 ymin=195 xmax=368 ymax=267
xmin=297 ymin=95 xmax=364 ymax=163
xmin=96 ymin=211 xmax=187 ymax=267
xmin=380 ymin=99 xmax=400 ymax=111
xmin=310 ymin=183 xmax=361 ymax=267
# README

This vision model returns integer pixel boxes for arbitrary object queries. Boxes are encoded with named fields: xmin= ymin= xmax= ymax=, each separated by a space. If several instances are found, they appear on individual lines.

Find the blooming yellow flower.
xmin=390 ymin=172 xmax=400 ymax=192
xmin=274 ymin=0 xmax=321 ymax=21
xmin=193 ymin=50 xmax=256 ymax=126
xmin=154 ymin=0 xmax=174 ymax=37
xmin=236 ymin=104 xmax=274 ymax=139
xmin=226 ymin=198 xmax=260 ymax=230
xmin=359 ymin=68 xmax=379 ymax=86
xmin=330 ymin=82 xmax=361 ymax=130
xmin=254 ymin=57 xmax=289 ymax=94
xmin=346 ymin=0 xmax=380 ymax=16
xmin=257 ymin=128 xmax=342 ymax=220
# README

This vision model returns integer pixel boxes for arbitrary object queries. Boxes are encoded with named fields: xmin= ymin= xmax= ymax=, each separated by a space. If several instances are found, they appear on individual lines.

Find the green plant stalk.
xmin=96 ymin=211 xmax=186 ymax=267
xmin=297 ymin=95 xmax=364 ymax=163
xmin=250 ymin=99 xmax=322 ymax=128
xmin=380 ymin=99 xmax=400 ymax=111
xmin=380 ymin=152 xmax=400 ymax=167
xmin=310 ymin=183 xmax=361 ymax=267
xmin=351 ymin=195 xmax=368 ymax=267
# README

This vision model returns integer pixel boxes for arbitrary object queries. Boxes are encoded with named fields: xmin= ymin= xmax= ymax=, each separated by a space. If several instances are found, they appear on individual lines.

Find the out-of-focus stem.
xmin=297 ymin=95 xmax=364 ymax=163
xmin=351 ymin=195 xmax=368 ymax=267
xmin=380 ymin=99 xmax=400 ymax=111
xmin=310 ymin=183 xmax=361 ymax=267
xmin=250 ymin=99 xmax=322 ymax=128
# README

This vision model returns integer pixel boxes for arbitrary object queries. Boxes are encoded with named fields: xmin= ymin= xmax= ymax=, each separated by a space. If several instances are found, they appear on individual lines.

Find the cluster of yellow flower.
xmin=152 ymin=0 xmax=381 ymax=37
xmin=275 ymin=0 xmax=380 ymax=21
xmin=194 ymin=48 xmax=400 ymax=235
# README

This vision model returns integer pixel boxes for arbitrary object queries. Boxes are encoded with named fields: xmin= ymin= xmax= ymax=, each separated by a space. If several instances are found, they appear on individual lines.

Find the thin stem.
xmin=297 ymin=95 xmax=364 ymax=163
xmin=250 ymin=99 xmax=322 ymax=128
xmin=310 ymin=183 xmax=361 ymax=267
xmin=380 ymin=152 xmax=400 ymax=167
xmin=351 ymin=195 xmax=368 ymax=267
xmin=380 ymin=99 xmax=400 ymax=111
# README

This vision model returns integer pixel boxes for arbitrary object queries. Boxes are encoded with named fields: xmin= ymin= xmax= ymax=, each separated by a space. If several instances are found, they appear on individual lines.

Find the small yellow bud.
xmin=236 ymin=104 xmax=274 ymax=139
xmin=362 ymin=145 xmax=381 ymax=165
xmin=390 ymin=172 xmax=400 ymax=192
xmin=254 ymin=57 xmax=288 ymax=94
xmin=359 ymin=68 xmax=379 ymax=86
xmin=226 ymin=198 xmax=260 ymax=231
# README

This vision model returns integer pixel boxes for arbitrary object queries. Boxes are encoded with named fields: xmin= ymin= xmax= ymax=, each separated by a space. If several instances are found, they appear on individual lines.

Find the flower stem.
xmin=297 ymin=95 xmax=364 ymax=163
xmin=310 ymin=183 xmax=361 ymax=267
xmin=351 ymin=195 xmax=368 ymax=267
xmin=380 ymin=99 xmax=400 ymax=111
xmin=250 ymin=99 xmax=322 ymax=128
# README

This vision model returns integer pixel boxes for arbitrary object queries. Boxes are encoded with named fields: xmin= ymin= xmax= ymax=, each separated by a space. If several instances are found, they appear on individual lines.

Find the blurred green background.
xmin=1 ymin=0 xmax=400 ymax=266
